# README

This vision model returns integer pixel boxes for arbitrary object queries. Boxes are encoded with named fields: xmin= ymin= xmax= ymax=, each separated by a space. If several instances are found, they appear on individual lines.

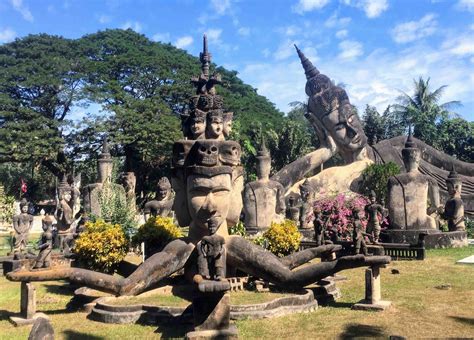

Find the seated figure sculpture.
xmin=7 ymin=36 xmax=390 ymax=297
xmin=33 ymin=215 xmax=53 ymax=269
xmin=387 ymin=134 xmax=437 ymax=230
xmin=143 ymin=177 xmax=174 ymax=220
xmin=440 ymin=168 xmax=465 ymax=231
xmin=243 ymin=142 xmax=286 ymax=234
xmin=272 ymin=46 xmax=474 ymax=218
xmin=12 ymin=198 xmax=34 ymax=259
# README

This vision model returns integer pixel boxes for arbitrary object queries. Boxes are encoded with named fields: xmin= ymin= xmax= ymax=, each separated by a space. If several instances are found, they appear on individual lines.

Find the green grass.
xmin=0 ymin=246 xmax=473 ymax=339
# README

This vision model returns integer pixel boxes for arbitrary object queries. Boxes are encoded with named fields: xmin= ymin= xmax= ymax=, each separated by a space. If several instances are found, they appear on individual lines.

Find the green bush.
xmin=74 ymin=219 xmax=128 ymax=273
xmin=228 ymin=221 xmax=246 ymax=236
xmin=263 ymin=220 xmax=301 ymax=257
xmin=132 ymin=217 xmax=182 ymax=255
xmin=0 ymin=185 xmax=15 ymax=225
xmin=465 ymin=217 xmax=474 ymax=238
xmin=360 ymin=162 xmax=400 ymax=202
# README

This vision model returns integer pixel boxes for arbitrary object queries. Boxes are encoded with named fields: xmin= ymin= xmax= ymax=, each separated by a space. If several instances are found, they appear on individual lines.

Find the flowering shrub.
xmin=263 ymin=219 xmax=301 ymax=257
xmin=74 ymin=219 xmax=128 ymax=273
xmin=132 ymin=217 xmax=182 ymax=256
xmin=313 ymin=193 xmax=370 ymax=241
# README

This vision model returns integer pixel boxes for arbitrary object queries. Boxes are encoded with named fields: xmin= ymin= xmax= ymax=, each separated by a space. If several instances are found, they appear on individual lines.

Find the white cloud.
xmin=152 ymin=32 xmax=171 ymax=42
xmin=391 ymin=14 xmax=437 ymax=44
xmin=363 ymin=0 xmax=388 ymax=18
xmin=456 ymin=0 xmax=474 ymax=12
xmin=262 ymin=48 xmax=271 ymax=58
xmin=10 ymin=0 xmax=33 ymax=22
xmin=324 ymin=12 xmax=351 ymax=28
xmin=99 ymin=15 xmax=111 ymax=24
xmin=338 ymin=40 xmax=363 ymax=60
xmin=274 ymin=39 xmax=299 ymax=60
xmin=206 ymin=28 xmax=222 ymax=44
xmin=442 ymin=34 xmax=474 ymax=57
xmin=175 ymin=36 xmax=194 ymax=49
xmin=121 ymin=21 xmax=142 ymax=32
xmin=237 ymin=27 xmax=250 ymax=36
xmin=336 ymin=29 xmax=348 ymax=39
xmin=211 ymin=0 xmax=231 ymax=15
xmin=293 ymin=0 xmax=330 ymax=14
xmin=0 ymin=28 xmax=16 ymax=43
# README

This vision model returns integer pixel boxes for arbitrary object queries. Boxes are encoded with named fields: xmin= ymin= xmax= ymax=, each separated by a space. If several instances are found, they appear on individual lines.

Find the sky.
xmin=0 ymin=0 xmax=473 ymax=121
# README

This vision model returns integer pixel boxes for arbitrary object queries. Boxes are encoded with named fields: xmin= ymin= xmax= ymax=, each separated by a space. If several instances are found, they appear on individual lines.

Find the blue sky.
xmin=1 ymin=0 xmax=473 ymax=120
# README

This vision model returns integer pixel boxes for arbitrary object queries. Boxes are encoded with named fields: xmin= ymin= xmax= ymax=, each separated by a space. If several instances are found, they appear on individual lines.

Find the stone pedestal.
xmin=352 ymin=266 xmax=391 ymax=311
xmin=384 ymin=229 xmax=467 ymax=248
xmin=10 ymin=282 xmax=49 ymax=326
xmin=186 ymin=289 xmax=238 ymax=339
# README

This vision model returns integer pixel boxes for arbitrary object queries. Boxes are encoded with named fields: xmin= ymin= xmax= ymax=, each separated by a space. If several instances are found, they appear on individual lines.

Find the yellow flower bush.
xmin=263 ymin=219 xmax=301 ymax=257
xmin=132 ymin=217 xmax=182 ymax=254
xmin=74 ymin=219 xmax=128 ymax=273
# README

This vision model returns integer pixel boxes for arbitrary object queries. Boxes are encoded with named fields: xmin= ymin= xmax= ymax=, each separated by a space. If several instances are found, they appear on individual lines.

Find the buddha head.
xmin=299 ymin=179 xmax=313 ymax=202
xmin=190 ymin=110 xmax=207 ymax=140
xmin=446 ymin=167 xmax=462 ymax=197
xmin=19 ymin=198 xmax=29 ymax=214
xmin=369 ymin=190 xmax=377 ymax=204
xmin=296 ymin=46 xmax=367 ymax=161
xmin=223 ymin=112 xmax=234 ymax=138
xmin=206 ymin=111 xmax=224 ymax=139
xmin=256 ymin=142 xmax=271 ymax=180
xmin=401 ymin=134 xmax=421 ymax=173
xmin=156 ymin=177 xmax=172 ymax=201
xmin=42 ymin=215 xmax=53 ymax=232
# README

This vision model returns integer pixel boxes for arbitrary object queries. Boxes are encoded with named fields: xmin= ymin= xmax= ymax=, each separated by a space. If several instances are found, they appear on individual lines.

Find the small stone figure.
xmin=143 ymin=177 xmax=174 ymax=220
xmin=286 ymin=194 xmax=301 ymax=223
xmin=440 ymin=168 xmax=465 ymax=231
xmin=243 ymin=142 xmax=286 ymax=233
xmin=299 ymin=179 xmax=315 ymax=229
xmin=365 ymin=191 xmax=384 ymax=243
xmin=33 ymin=215 xmax=53 ymax=269
xmin=56 ymin=176 xmax=74 ymax=252
xmin=222 ymin=111 xmax=233 ymax=138
xmin=197 ymin=221 xmax=226 ymax=281
xmin=206 ymin=111 xmax=225 ymax=140
xmin=189 ymin=110 xmax=207 ymax=140
xmin=352 ymin=208 xmax=368 ymax=255
xmin=12 ymin=198 xmax=34 ymax=259
xmin=313 ymin=207 xmax=325 ymax=246
xmin=63 ymin=214 xmax=85 ymax=255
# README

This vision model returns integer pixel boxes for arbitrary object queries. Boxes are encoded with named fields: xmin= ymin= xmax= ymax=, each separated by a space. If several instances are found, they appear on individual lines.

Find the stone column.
xmin=21 ymin=282 xmax=36 ymax=319
xmin=353 ymin=265 xmax=391 ymax=311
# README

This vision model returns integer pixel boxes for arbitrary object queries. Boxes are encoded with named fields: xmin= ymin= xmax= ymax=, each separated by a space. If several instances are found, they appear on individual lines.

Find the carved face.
xmin=191 ymin=117 xmax=206 ymax=138
xmin=207 ymin=116 xmax=224 ymax=139
xmin=157 ymin=187 xmax=170 ymax=200
xmin=197 ymin=143 xmax=219 ymax=166
xmin=256 ymin=157 xmax=271 ymax=179
xmin=447 ymin=181 xmax=462 ymax=196
xmin=187 ymin=174 xmax=232 ymax=232
xmin=62 ymin=192 xmax=72 ymax=202
xmin=21 ymin=204 xmax=28 ymax=213
xmin=402 ymin=149 xmax=421 ymax=172
xmin=42 ymin=221 xmax=52 ymax=232
xmin=223 ymin=120 xmax=232 ymax=137
xmin=219 ymin=142 xmax=240 ymax=166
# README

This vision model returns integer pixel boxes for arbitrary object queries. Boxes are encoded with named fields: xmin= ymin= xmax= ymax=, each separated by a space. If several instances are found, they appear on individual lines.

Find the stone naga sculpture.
xmin=12 ymin=198 xmax=33 ymax=259
xmin=7 ymin=37 xmax=390 ymax=296
xmin=272 ymin=46 xmax=474 ymax=217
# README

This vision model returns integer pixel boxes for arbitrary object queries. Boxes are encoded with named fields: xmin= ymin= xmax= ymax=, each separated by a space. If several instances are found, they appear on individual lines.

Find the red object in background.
xmin=21 ymin=179 xmax=27 ymax=193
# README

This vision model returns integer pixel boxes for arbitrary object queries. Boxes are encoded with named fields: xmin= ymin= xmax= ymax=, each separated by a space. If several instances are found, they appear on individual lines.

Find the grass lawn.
xmin=0 ymin=247 xmax=473 ymax=339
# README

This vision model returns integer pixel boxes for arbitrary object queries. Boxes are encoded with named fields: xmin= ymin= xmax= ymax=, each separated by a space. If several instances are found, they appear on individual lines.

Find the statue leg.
xmin=8 ymin=239 xmax=195 ymax=296
xmin=280 ymin=244 xmax=342 ymax=269
xmin=226 ymin=236 xmax=390 ymax=290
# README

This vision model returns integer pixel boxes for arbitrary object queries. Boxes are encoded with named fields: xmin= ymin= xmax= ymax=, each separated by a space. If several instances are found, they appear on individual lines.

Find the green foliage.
xmin=132 ymin=216 xmax=182 ymax=251
xmin=360 ymin=162 xmax=400 ymax=202
xmin=0 ymin=185 xmax=15 ymax=224
xmin=228 ymin=220 xmax=246 ymax=236
xmin=263 ymin=220 xmax=301 ymax=257
xmin=465 ymin=217 xmax=474 ymax=238
xmin=362 ymin=105 xmax=385 ymax=145
xmin=95 ymin=181 xmax=138 ymax=238
xmin=74 ymin=219 xmax=128 ymax=273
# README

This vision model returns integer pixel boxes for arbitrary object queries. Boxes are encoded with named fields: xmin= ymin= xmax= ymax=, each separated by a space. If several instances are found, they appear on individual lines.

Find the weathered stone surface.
xmin=193 ymin=292 xmax=230 ymax=331
xmin=143 ymin=177 xmax=174 ymax=220
xmin=21 ymin=282 xmax=36 ymax=319
xmin=12 ymin=199 xmax=33 ymax=258
xmin=384 ymin=230 xmax=467 ymax=248
xmin=352 ymin=266 xmax=391 ymax=311
xmin=28 ymin=317 xmax=54 ymax=340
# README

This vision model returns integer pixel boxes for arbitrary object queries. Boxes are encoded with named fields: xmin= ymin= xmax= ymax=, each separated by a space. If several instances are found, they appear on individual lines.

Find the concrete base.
xmin=352 ymin=300 xmax=391 ymax=311
xmin=9 ymin=312 xmax=49 ymax=327
xmin=384 ymin=229 xmax=467 ymax=248
xmin=186 ymin=324 xmax=238 ymax=340
xmin=456 ymin=255 xmax=474 ymax=265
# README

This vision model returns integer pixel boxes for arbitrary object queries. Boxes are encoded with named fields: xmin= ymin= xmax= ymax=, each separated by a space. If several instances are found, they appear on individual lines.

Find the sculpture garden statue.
xmin=299 ymin=179 xmax=315 ymax=229
xmin=7 ymin=36 xmax=391 ymax=298
xmin=196 ymin=223 xmax=226 ymax=282
xmin=352 ymin=208 xmax=368 ymax=255
xmin=313 ymin=207 xmax=325 ymax=246
xmin=439 ymin=168 xmax=465 ymax=231
xmin=387 ymin=134 xmax=437 ymax=231
xmin=143 ymin=177 xmax=174 ymax=220
xmin=12 ymin=198 xmax=34 ymax=259
xmin=365 ymin=190 xmax=384 ymax=243
xmin=272 ymin=46 xmax=474 ymax=219
xmin=222 ymin=111 xmax=233 ymax=138
xmin=33 ymin=215 xmax=53 ymax=269
xmin=286 ymin=194 xmax=301 ymax=223
xmin=56 ymin=176 xmax=74 ymax=252
xmin=243 ymin=142 xmax=286 ymax=234
xmin=120 ymin=172 xmax=136 ymax=202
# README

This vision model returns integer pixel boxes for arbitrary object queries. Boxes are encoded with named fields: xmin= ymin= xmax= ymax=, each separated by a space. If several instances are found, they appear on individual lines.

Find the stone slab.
xmin=28 ymin=316 xmax=54 ymax=340
xmin=9 ymin=312 xmax=49 ymax=327
xmin=186 ymin=324 xmax=238 ymax=340
xmin=352 ymin=300 xmax=391 ymax=311
xmin=384 ymin=230 xmax=467 ymax=248
xmin=456 ymin=255 xmax=474 ymax=265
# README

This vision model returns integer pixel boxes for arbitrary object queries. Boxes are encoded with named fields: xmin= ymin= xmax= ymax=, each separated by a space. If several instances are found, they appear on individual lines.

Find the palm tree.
xmin=392 ymin=77 xmax=461 ymax=146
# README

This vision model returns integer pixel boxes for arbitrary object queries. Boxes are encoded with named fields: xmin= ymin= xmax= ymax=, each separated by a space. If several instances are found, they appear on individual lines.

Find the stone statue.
xmin=313 ymin=207 xmax=325 ymax=246
xmin=56 ymin=176 xmax=74 ymax=252
xmin=352 ymin=208 xmax=368 ymax=255
xmin=299 ymin=179 xmax=315 ymax=229
xmin=8 ymin=36 xmax=391 ymax=297
xmin=12 ymin=198 xmax=33 ymax=259
xmin=206 ymin=111 xmax=225 ymax=140
xmin=143 ymin=177 xmax=174 ymax=220
xmin=222 ymin=111 xmax=233 ymax=138
xmin=387 ymin=134 xmax=437 ymax=230
xmin=286 ymin=193 xmax=301 ymax=223
xmin=440 ymin=168 xmax=465 ymax=231
xmin=243 ymin=142 xmax=286 ymax=234
xmin=196 ymin=224 xmax=226 ymax=281
xmin=33 ymin=215 xmax=53 ymax=269
xmin=120 ymin=172 xmax=136 ymax=201
xmin=365 ymin=190 xmax=384 ymax=243
xmin=272 ymin=46 xmax=474 ymax=218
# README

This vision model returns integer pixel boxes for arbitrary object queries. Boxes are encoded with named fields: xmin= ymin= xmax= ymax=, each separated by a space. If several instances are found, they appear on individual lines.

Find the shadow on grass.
xmin=450 ymin=316 xmax=474 ymax=326
xmin=43 ymin=283 xmax=75 ymax=296
xmin=153 ymin=305 xmax=194 ymax=338
xmin=0 ymin=309 xmax=15 ymax=322
xmin=63 ymin=329 xmax=105 ymax=340
xmin=327 ymin=301 xmax=354 ymax=309
xmin=339 ymin=323 xmax=387 ymax=339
